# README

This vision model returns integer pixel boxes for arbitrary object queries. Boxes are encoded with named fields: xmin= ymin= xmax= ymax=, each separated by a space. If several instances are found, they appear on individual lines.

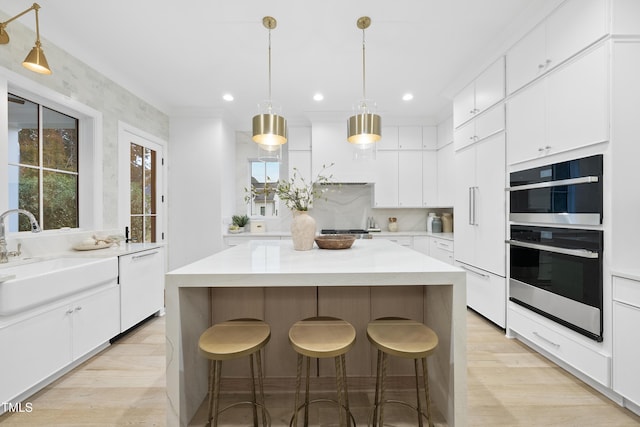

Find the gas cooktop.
xmin=320 ymin=229 xmax=369 ymax=235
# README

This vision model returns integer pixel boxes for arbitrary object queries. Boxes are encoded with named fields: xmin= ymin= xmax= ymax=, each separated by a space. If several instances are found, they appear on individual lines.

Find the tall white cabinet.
xmin=454 ymin=131 xmax=506 ymax=327
xmin=453 ymin=54 xmax=507 ymax=328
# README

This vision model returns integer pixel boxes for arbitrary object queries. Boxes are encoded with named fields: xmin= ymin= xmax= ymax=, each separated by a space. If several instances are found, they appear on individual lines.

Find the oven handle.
xmin=506 ymin=176 xmax=599 ymax=191
xmin=506 ymin=240 xmax=599 ymax=259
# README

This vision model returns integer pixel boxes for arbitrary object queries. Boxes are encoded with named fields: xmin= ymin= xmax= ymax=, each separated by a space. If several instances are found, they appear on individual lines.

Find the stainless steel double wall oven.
xmin=507 ymin=155 xmax=604 ymax=341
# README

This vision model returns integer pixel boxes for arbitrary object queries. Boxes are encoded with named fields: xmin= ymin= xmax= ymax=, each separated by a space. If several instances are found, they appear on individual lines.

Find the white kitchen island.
xmin=165 ymin=239 xmax=467 ymax=426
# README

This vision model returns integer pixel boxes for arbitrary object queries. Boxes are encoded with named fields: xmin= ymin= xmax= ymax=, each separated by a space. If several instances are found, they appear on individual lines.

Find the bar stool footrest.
xmin=289 ymin=398 xmax=356 ymax=427
xmin=211 ymin=400 xmax=271 ymax=427
xmin=370 ymin=399 xmax=432 ymax=427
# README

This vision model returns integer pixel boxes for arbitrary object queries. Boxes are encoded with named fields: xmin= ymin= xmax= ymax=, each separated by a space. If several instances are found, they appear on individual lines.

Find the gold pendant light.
xmin=347 ymin=16 xmax=381 ymax=145
xmin=0 ymin=3 xmax=52 ymax=75
xmin=252 ymin=16 xmax=287 ymax=150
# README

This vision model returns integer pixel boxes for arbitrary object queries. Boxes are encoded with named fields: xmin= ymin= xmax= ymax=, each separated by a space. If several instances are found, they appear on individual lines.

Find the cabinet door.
xmin=474 ymin=133 xmax=506 ymax=276
xmin=422 ymin=150 xmax=438 ymax=207
xmin=378 ymin=126 xmax=399 ymax=150
xmin=398 ymin=126 xmax=422 ymax=150
xmin=506 ymin=80 xmax=546 ymax=165
xmin=0 ymin=306 xmax=71 ymax=403
xmin=288 ymin=150 xmax=312 ymax=184
xmin=474 ymin=57 xmax=505 ymax=113
xmin=546 ymin=0 xmax=608 ymax=70
xmin=453 ymin=120 xmax=476 ymax=152
xmin=287 ymin=126 xmax=312 ymax=150
xmin=312 ymin=123 xmax=376 ymax=182
xmin=119 ymin=249 xmax=165 ymax=332
xmin=506 ymin=23 xmax=546 ymax=94
xmin=373 ymin=150 xmax=399 ymax=207
xmin=422 ymin=126 xmax=438 ymax=150
xmin=453 ymin=81 xmax=476 ymax=128
xmin=613 ymin=301 xmax=640 ymax=405
xmin=436 ymin=143 xmax=455 ymax=207
xmin=453 ymin=145 xmax=477 ymax=266
xmin=475 ymin=103 xmax=505 ymax=142
xmin=436 ymin=118 xmax=453 ymax=149
xmin=72 ymin=285 xmax=120 ymax=359
xmin=546 ymin=44 xmax=609 ymax=156
xmin=398 ymin=151 xmax=423 ymax=207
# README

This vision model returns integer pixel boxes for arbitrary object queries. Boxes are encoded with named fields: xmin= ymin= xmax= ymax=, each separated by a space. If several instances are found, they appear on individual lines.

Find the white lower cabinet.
xmin=429 ymin=237 xmax=454 ymax=265
xmin=613 ymin=276 xmax=640 ymax=406
xmin=508 ymin=304 xmax=610 ymax=386
xmin=459 ymin=262 xmax=505 ymax=327
xmin=0 ymin=284 xmax=119 ymax=405
xmin=119 ymin=248 xmax=165 ymax=332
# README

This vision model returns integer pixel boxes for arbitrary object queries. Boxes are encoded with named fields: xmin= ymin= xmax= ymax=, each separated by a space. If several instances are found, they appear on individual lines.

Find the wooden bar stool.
xmin=288 ymin=316 xmax=357 ymax=427
xmin=198 ymin=318 xmax=271 ymax=427
xmin=366 ymin=317 xmax=439 ymax=427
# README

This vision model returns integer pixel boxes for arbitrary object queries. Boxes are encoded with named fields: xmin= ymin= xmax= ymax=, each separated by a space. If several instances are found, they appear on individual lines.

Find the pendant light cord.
xmin=362 ymin=26 xmax=366 ymax=101
xmin=268 ymin=27 xmax=272 ymax=111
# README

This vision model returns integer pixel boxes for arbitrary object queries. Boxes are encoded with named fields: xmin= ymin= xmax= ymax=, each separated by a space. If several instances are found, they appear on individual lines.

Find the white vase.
xmin=291 ymin=210 xmax=316 ymax=251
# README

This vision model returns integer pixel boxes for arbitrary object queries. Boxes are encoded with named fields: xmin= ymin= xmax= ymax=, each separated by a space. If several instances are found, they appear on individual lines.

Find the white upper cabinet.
xmin=311 ymin=122 xmax=375 ymax=183
xmin=436 ymin=117 xmax=453 ymax=149
xmin=377 ymin=126 xmax=399 ymax=150
xmin=507 ymin=43 xmax=609 ymax=165
xmin=422 ymin=126 xmax=438 ymax=150
xmin=453 ymin=57 xmax=505 ymax=128
xmin=506 ymin=0 xmax=608 ymax=94
xmin=436 ymin=142 xmax=455 ymax=207
xmin=398 ymin=151 xmax=423 ymax=207
xmin=398 ymin=126 xmax=423 ymax=150
xmin=287 ymin=126 xmax=312 ymax=151
xmin=454 ymin=103 xmax=505 ymax=152
xmin=373 ymin=150 xmax=399 ymax=207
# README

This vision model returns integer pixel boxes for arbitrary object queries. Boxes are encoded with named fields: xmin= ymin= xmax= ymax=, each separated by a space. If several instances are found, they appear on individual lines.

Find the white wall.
xmin=168 ymin=115 xmax=234 ymax=270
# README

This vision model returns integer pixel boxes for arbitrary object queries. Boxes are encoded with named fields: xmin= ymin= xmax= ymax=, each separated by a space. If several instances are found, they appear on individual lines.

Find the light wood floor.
xmin=1 ymin=310 xmax=639 ymax=426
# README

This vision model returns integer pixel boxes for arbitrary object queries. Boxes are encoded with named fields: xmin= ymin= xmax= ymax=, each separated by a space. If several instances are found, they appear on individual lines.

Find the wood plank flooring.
xmin=1 ymin=309 xmax=639 ymax=426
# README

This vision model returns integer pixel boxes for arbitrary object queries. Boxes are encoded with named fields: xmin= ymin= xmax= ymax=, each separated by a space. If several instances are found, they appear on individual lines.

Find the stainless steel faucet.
xmin=0 ymin=209 xmax=42 ymax=263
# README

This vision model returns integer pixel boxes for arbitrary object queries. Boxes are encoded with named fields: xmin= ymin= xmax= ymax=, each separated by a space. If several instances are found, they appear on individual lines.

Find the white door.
xmin=118 ymin=123 xmax=166 ymax=243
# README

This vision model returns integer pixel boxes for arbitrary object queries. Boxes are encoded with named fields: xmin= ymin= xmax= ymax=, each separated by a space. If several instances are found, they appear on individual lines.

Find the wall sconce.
xmin=0 ymin=3 xmax=52 ymax=75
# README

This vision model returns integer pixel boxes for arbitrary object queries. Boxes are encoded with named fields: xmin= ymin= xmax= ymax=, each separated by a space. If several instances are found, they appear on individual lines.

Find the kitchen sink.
xmin=0 ymin=256 xmax=118 ymax=316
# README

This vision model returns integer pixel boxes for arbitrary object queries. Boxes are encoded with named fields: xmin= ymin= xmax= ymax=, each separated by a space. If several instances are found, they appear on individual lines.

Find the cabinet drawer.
xmin=430 ymin=237 xmax=453 ymax=253
xmin=508 ymin=305 xmax=610 ymax=386
xmin=461 ymin=264 xmax=505 ymax=327
xmin=613 ymin=276 xmax=640 ymax=307
xmin=375 ymin=235 xmax=412 ymax=247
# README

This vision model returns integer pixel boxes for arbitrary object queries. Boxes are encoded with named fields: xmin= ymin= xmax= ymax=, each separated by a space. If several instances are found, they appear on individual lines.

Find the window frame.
xmin=0 ymin=73 xmax=103 ymax=234
xmin=247 ymin=157 xmax=281 ymax=218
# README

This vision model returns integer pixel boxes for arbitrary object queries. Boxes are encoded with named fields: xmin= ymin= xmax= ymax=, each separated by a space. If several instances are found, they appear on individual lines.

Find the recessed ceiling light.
xmin=313 ymin=93 xmax=324 ymax=101
xmin=402 ymin=93 xmax=414 ymax=101
xmin=223 ymin=94 xmax=234 ymax=101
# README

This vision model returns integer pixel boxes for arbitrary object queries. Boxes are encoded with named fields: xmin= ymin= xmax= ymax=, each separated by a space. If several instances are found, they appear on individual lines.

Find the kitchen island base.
xmin=165 ymin=240 xmax=466 ymax=426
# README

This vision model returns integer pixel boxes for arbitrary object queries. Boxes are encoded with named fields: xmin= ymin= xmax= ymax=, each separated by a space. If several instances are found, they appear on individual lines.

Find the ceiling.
xmin=1 ymin=0 xmax=562 ymax=128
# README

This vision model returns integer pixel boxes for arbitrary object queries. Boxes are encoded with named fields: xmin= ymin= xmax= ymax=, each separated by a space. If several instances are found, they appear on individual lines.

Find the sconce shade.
xmin=347 ymin=112 xmax=381 ymax=145
xmin=23 ymin=42 xmax=51 ymax=75
xmin=252 ymin=112 xmax=287 ymax=147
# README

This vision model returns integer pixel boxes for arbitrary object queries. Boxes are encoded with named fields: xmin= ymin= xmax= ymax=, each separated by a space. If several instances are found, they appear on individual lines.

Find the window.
xmin=129 ymin=142 xmax=157 ymax=242
xmin=7 ymin=94 xmax=79 ymax=231
xmin=248 ymin=159 xmax=280 ymax=217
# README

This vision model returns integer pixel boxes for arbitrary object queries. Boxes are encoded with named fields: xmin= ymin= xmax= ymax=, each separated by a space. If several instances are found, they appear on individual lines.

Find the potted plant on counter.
xmin=245 ymin=164 xmax=334 ymax=250
xmin=230 ymin=214 xmax=250 ymax=233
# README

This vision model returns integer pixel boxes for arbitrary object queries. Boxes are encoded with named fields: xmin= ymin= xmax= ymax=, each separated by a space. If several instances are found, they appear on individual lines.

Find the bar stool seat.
xmin=199 ymin=318 xmax=271 ymax=427
xmin=288 ymin=316 xmax=356 ymax=427
xmin=367 ymin=317 xmax=439 ymax=427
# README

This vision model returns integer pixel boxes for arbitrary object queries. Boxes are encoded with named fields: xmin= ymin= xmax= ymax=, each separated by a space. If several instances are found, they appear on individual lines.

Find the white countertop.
xmin=167 ymin=239 xmax=462 ymax=288
xmin=224 ymin=230 xmax=455 ymax=241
